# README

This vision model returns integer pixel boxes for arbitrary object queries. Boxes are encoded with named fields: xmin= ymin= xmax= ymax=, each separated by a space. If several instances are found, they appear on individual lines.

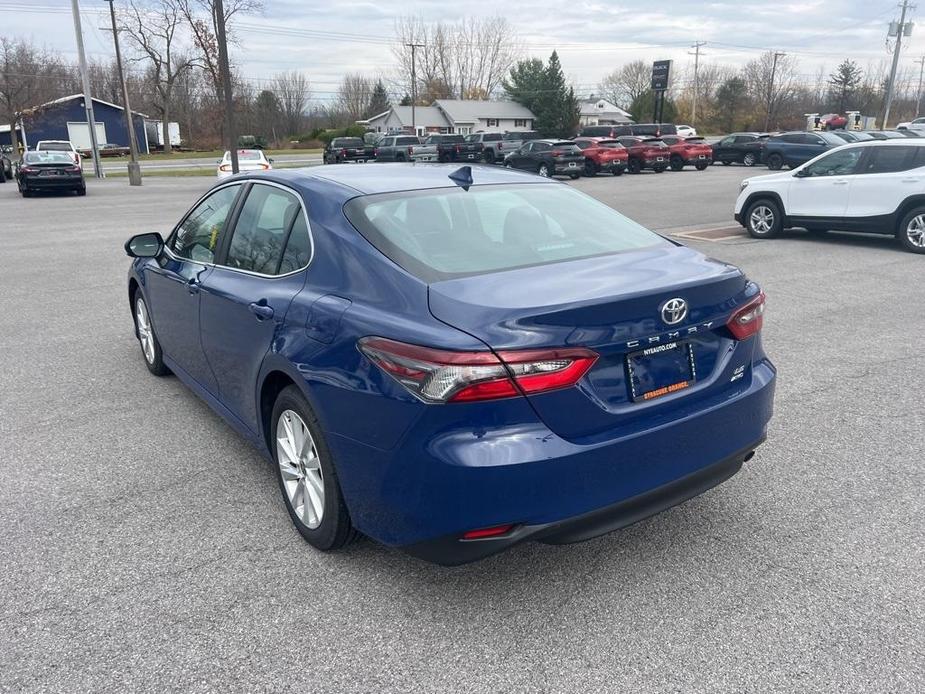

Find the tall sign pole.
xmin=214 ymin=0 xmax=238 ymax=174
xmin=765 ymin=51 xmax=785 ymax=132
xmin=689 ymin=42 xmax=706 ymax=125
xmin=105 ymin=0 xmax=142 ymax=186
xmin=915 ymin=54 xmax=925 ymax=118
xmin=70 ymin=0 xmax=103 ymax=178
xmin=651 ymin=60 xmax=672 ymax=124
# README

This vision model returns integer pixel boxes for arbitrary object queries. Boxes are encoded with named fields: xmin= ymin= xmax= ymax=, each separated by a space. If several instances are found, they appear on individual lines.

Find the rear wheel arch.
xmin=892 ymin=195 xmax=925 ymax=231
xmin=259 ymin=369 xmax=299 ymax=452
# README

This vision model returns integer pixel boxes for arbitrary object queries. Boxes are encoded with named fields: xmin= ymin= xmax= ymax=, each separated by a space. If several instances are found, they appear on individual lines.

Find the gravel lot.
xmin=1 ymin=166 xmax=923 ymax=693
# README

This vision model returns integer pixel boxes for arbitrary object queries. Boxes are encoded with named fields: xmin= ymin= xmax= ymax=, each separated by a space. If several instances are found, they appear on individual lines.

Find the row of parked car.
xmin=325 ymin=124 xmax=712 ymax=179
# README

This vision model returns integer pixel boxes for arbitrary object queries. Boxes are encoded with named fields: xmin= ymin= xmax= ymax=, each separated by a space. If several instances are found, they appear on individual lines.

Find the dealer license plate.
xmin=626 ymin=341 xmax=695 ymax=402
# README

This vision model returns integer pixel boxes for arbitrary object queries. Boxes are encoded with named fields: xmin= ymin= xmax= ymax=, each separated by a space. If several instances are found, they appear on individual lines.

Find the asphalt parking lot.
xmin=1 ymin=167 xmax=923 ymax=692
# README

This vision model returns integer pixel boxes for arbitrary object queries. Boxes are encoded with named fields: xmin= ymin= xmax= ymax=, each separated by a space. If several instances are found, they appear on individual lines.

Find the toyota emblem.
xmin=660 ymin=298 xmax=688 ymax=325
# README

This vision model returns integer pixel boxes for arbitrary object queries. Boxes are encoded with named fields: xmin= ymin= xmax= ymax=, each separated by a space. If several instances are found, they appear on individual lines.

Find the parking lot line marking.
xmin=671 ymin=226 xmax=746 ymax=242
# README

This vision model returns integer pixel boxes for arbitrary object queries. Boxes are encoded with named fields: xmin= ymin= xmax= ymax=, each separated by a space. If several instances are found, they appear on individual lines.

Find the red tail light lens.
xmin=66 ymin=166 xmax=81 ymax=173
xmin=727 ymin=292 xmax=766 ymax=340
xmin=373 ymin=148 xmax=379 ymax=156
xmin=455 ymin=144 xmax=461 ymax=153
xmin=21 ymin=166 xmax=38 ymax=174
xmin=407 ymin=146 xmax=414 ymax=155
xmin=219 ymin=164 xmax=231 ymax=172
xmin=358 ymin=337 xmax=598 ymax=403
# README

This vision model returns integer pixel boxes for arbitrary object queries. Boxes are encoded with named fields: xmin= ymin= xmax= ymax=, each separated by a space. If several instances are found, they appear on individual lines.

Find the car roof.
xmin=244 ymin=162 xmax=554 ymax=197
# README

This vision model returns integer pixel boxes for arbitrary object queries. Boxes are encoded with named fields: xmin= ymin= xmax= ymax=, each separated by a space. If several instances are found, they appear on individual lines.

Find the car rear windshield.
xmin=333 ymin=138 xmax=364 ymax=147
xmin=503 ymin=131 xmax=536 ymax=140
xmin=226 ymin=150 xmax=264 ymax=161
xmin=439 ymin=135 xmax=465 ymax=143
xmin=343 ymin=183 xmax=666 ymax=282
xmin=38 ymin=143 xmax=72 ymax=151
xmin=598 ymin=139 xmax=624 ymax=148
xmin=396 ymin=137 xmax=420 ymax=145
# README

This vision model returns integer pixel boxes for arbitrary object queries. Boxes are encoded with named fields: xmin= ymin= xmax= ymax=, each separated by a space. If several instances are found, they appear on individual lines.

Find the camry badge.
xmin=660 ymin=298 xmax=688 ymax=326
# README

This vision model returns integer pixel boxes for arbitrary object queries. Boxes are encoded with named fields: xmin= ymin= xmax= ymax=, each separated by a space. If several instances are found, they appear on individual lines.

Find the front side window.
xmin=225 ymin=184 xmax=304 ymax=275
xmin=171 ymin=185 xmax=240 ymax=263
xmin=802 ymin=148 xmax=863 ymax=176
xmin=860 ymin=146 xmax=918 ymax=174
xmin=344 ymin=184 xmax=668 ymax=281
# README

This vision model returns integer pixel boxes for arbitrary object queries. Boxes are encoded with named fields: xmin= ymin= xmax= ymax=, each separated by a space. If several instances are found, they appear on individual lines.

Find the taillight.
xmin=407 ymin=146 xmax=414 ymax=155
xmin=552 ymin=149 xmax=562 ymax=157
xmin=21 ymin=166 xmax=38 ymax=174
xmin=66 ymin=166 xmax=80 ymax=173
xmin=357 ymin=337 xmax=598 ymax=403
xmin=260 ymin=163 xmax=269 ymax=169
xmin=219 ymin=164 xmax=231 ymax=172
xmin=455 ymin=144 xmax=461 ymax=153
xmin=373 ymin=148 xmax=379 ymax=156
xmin=727 ymin=292 xmax=766 ymax=340
xmin=497 ymin=142 xmax=503 ymax=150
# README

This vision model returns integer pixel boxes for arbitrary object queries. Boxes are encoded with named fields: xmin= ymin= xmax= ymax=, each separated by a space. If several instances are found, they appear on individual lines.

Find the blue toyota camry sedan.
xmin=125 ymin=163 xmax=775 ymax=565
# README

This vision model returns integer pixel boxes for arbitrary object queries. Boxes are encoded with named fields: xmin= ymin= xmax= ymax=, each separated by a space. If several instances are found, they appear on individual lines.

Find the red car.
xmin=660 ymin=135 xmax=713 ymax=171
xmin=616 ymin=136 xmax=669 ymax=173
xmin=819 ymin=113 xmax=847 ymax=130
xmin=574 ymin=137 xmax=629 ymax=176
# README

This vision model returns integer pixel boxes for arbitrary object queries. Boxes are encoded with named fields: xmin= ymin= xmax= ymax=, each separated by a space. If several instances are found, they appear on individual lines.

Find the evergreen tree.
xmin=629 ymin=90 xmax=677 ymax=125
xmin=399 ymin=94 xmax=412 ymax=106
xmin=504 ymin=52 xmax=578 ymax=137
xmin=828 ymin=60 xmax=862 ymax=113
xmin=715 ymin=77 xmax=749 ymax=132
xmin=366 ymin=80 xmax=390 ymax=118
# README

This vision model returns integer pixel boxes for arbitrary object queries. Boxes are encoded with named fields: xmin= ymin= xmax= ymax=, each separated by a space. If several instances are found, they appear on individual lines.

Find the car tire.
xmin=438 ymin=153 xmax=449 ymax=163
xmin=537 ymin=163 xmax=550 ymax=177
xmin=133 ymin=290 xmax=170 ymax=376
xmin=767 ymin=153 xmax=784 ymax=170
xmin=394 ymin=154 xmax=405 ymax=162
xmin=744 ymin=198 xmax=783 ymax=239
xmin=722 ymin=160 xmax=732 ymax=166
xmin=897 ymin=206 xmax=925 ymax=253
xmin=76 ymin=186 xmax=86 ymax=196
xmin=669 ymin=155 xmax=684 ymax=171
xmin=569 ymin=172 xmax=580 ymax=180
xmin=483 ymin=149 xmax=496 ymax=164
xmin=743 ymin=152 xmax=757 ymax=167
xmin=695 ymin=162 xmax=709 ymax=171
xmin=654 ymin=166 xmax=666 ymax=173
xmin=627 ymin=158 xmax=642 ymax=174
xmin=583 ymin=159 xmax=598 ymax=177
xmin=612 ymin=168 xmax=623 ymax=177
xmin=272 ymin=385 xmax=358 ymax=551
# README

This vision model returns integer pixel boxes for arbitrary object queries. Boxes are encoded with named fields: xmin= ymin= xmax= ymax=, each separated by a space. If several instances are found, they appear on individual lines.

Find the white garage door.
xmin=66 ymin=122 xmax=107 ymax=149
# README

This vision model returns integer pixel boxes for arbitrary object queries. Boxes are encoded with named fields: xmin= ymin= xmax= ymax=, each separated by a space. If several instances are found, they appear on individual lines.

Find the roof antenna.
xmin=448 ymin=165 xmax=473 ymax=190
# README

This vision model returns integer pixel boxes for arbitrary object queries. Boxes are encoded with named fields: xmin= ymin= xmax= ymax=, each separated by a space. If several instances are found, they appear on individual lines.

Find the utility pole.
xmin=70 ymin=0 xmax=103 ymax=178
xmin=916 ymin=55 xmax=925 ymax=117
xmin=883 ymin=0 xmax=914 ymax=128
xmin=405 ymin=42 xmax=424 ymax=136
xmin=765 ymin=51 xmax=785 ymax=132
xmin=689 ymin=41 xmax=706 ymax=125
xmin=104 ymin=0 xmax=141 ymax=186
xmin=214 ymin=0 xmax=238 ymax=174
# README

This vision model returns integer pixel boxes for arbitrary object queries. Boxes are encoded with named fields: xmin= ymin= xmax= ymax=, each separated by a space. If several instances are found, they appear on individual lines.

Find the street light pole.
xmin=916 ymin=55 xmax=925 ymax=118
xmin=883 ymin=0 xmax=912 ymax=129
xmin=104 ymin=0 xmax=142 ymax=186
xmin=71 ymin=0 xmax=104 ymax=178
xmin=405 ymin=42 xmax=424 ymax=136
xmin=214 ymin=0 xmax=238 ymax=173
xmin=765 ymin=51 xmax=785 ymax=132
xmin=689 ymin=41 xmax=706 ymax=125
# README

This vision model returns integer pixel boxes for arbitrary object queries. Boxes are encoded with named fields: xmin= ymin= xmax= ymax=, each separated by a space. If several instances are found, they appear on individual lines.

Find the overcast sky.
xmin=1 ymin=0 xmax=920 ymax=102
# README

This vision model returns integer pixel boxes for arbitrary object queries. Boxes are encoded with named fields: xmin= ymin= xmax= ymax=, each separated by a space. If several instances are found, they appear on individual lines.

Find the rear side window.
xmin=733 ymin=135 xmax=754 ymax=144
xmin=861 ymin=146 xmax=918 ymax=174
xmin=279 ymin=214 xmax=312 ymax=274
xmin=344 ymin=184 xmax=667 ymax=281
xmin=483 ymin=133 xmax=502 ymax=141
xmin=171 ymin=185 xmax=241 ymax=263
xmin=225 ymin=184 xmax=304 ymax=275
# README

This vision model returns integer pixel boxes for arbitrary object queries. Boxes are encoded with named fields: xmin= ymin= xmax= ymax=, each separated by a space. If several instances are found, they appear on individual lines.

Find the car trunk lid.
xmin=428 ymin=246 xmax=753 ymax=440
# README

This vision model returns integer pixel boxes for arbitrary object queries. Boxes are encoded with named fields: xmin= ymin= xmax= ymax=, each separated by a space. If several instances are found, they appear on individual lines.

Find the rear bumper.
xmin=404 ymin=439 xmax=761 ymax=565
xmin=328 ymin=358 xmax=776 ymax=563
xmin=600 ymin=160 xmax=628 ymax=172
xmin=22 ymin=175 xmax=83 ymax=188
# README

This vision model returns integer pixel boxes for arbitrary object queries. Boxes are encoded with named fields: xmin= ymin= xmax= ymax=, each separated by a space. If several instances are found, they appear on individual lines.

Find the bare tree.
xmin=392 ymin=15 xmax=519 ymax=102
xmin=742 ymin=51 xmax=798 ymax=131
xmin=119 ymin=0 xmax=194 ymax=153
xmin=338 ymin=74 xmax=373 ymax=122
xmin=0 ymin=38 xmax=67 ymax=154
xmin=272 ymin=71 xmax=310 ymax=137
xmin=597 ymin=61 xmax=651 ymax=109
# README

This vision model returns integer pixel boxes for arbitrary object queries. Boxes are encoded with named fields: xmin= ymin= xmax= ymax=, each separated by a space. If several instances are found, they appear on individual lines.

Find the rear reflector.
xmin=727 ymin=291 xmax=766 ymax=340
xmin=357 ymin=337 xmax=598 ymax=403
xmin=462 ymin=524 xmax=515 ymax=540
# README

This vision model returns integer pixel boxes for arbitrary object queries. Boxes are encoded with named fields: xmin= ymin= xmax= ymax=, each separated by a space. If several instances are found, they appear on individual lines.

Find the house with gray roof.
xmin=432 ymin=99 xmax=535 ymax=134
xmin=358 ymin=100 xmax=536 ymax=137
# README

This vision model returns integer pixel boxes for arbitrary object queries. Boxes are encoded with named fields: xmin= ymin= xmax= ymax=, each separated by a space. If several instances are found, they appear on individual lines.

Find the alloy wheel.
xmin=135 ymin=298 xmax=155 ymax=364
xmin=749 ymin=205 xmax=774 ymax=235
xmin=907 ymin=214 xmax=925 ymax=248
xmin=538 ymin=164 xmax=549 ymax=177
xmin=277 ymin=409 xmax=325 ymax=530
xmin=743 ymin=153 xmax=756 ymax=166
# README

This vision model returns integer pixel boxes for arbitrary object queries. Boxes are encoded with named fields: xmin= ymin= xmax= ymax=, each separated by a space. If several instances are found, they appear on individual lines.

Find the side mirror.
xmin=268 ymin=157 xmax=275 ymax=163
xmin=794 ymin=168 xmax=809 ymax=178
xmin=125 ymin=232 xmax=164 ymax=258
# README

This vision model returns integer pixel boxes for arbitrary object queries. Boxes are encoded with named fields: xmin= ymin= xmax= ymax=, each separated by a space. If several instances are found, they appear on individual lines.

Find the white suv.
xmin=734 ymin=140 xmax=925 ymax=253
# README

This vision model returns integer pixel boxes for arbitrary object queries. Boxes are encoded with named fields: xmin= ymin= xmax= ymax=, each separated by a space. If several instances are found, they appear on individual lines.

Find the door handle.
xmin=902 ymin=178 xmax=919 ymax=183
xmin=187 ymin=277 xmax=200 ymax=294
xmin=833 ymin=180 xmax=849 ymax=185
xmin=248 ymin=301 xmax=274 ymax=320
